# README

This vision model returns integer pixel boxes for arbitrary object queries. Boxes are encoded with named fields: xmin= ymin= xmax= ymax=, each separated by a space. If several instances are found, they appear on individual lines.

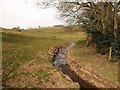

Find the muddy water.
xmin=53 ymin=42 xmax=98 ymax=89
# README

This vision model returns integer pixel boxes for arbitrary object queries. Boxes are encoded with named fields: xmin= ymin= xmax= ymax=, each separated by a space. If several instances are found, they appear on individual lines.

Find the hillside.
xmin=2 ymin=27 xmax=118 ymax=88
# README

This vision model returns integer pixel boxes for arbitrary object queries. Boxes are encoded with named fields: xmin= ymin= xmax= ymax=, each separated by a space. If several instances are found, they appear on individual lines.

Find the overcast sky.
xmin=0 ymin=0 xmax=63 ymax=29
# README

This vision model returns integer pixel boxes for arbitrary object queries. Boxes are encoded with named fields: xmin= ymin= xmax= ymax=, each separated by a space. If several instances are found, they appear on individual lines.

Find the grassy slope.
xmin=69 ymin=42 xmax=118 ymax=84
xmin=2 ymin=27 xmax=82 ymax=88
xmin=2 ymin=27 xmax=118 ymax=88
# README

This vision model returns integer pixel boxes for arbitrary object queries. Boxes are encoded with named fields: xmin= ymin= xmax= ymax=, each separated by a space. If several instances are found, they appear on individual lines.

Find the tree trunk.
xmin=109 ymin=3 xmax=118 ymax=61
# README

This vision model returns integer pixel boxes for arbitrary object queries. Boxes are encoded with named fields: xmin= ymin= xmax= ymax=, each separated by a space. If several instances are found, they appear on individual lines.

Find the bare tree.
xmin=37 ymin=0 xmax=120 ymax=61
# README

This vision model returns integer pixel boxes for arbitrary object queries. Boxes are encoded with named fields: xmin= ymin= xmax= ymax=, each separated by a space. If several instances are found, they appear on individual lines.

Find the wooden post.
xmin=108 ymin=46 xmax=112 ymax=61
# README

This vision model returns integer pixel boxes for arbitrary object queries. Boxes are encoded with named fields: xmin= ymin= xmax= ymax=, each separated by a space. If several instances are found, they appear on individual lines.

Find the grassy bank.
xmin=2 ymin=27 xmax=118 ymax=88
xmin=2 ymin=27 xmax=82 ymax=88
xmin=69 ymin=42 xmax=118 ymax=83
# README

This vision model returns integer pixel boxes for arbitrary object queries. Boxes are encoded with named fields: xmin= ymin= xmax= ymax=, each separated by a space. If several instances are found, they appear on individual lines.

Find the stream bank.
xmin=52 ymin=41 xmax=118 ymax=89
xmin=52 ymin=42 xmax=99 ymax=89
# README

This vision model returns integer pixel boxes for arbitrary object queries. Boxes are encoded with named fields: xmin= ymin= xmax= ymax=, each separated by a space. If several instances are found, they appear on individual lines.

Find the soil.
xmin=4 ymin=59 xmax=79 ymax=88
xmin=66 ymin=56 xmax=119 ymax=88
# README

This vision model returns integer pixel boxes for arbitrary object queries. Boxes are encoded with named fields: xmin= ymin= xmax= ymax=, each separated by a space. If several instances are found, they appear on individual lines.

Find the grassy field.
xmin=2 ymin=27 xmax=118 ymax=88
xmin=2 ymin=27 xmax=83 ymax=88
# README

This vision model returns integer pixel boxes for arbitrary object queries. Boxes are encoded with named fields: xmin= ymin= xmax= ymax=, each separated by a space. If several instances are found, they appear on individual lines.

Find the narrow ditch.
xmin=52 ymin=42 xmax=99 ymax=89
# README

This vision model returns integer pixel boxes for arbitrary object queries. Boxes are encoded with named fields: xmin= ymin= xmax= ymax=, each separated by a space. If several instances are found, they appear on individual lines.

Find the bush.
xmin=86 ymin=27 xmax=120 ymax=60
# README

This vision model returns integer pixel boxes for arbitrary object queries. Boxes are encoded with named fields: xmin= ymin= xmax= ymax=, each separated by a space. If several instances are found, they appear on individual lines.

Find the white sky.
xmin=0 ymin=0 xmax=63 ymax=29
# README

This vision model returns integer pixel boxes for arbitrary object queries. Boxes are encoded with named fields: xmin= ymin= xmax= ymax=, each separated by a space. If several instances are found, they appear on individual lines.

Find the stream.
xmin=53 ymin=41 xmax=99 ymax=89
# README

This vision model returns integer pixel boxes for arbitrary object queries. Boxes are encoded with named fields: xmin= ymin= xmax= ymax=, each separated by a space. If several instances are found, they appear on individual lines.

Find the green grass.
xmin=36 ymin=70 xmax=52 ymax=82
xmin=2 ymin=27 xmax=83 ymax=87
xmin=70 ymin=42 xmax=118 ymax=83
xmin=2 ymin=27 xmax=118 ymax=87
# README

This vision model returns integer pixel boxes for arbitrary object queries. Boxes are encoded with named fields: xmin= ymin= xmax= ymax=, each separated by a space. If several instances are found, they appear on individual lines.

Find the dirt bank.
xmin=66 ymin=55 xmax=119 ymax=88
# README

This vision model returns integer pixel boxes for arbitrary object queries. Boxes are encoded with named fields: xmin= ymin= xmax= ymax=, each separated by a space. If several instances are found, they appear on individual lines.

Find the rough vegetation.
xmin=56 ymin=2 xmax=120 ymax=61
xmin=2 ymin=27 xmax=82 ymax=88
xmin=40 ymin=1 xmax=120 ymax=61
xmin=2 ymin=27 xmax=119 ymax=88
